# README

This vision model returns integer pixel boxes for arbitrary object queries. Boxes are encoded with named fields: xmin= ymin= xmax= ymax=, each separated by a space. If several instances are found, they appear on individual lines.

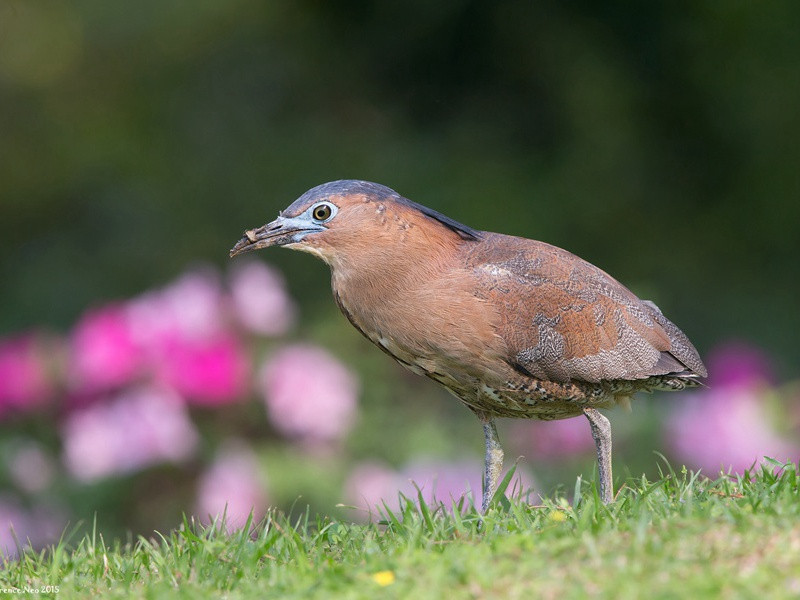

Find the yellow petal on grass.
xmin=371 ymin=570 xmax=396 ymax=586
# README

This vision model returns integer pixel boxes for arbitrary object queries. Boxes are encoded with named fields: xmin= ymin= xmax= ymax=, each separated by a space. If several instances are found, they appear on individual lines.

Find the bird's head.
xmin=230 ymin=180 xmax=482 ymax=267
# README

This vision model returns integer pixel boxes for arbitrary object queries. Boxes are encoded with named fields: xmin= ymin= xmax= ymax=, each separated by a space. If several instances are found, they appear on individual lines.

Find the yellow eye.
xmin=312 ymin=203 xmax=332 ymax=221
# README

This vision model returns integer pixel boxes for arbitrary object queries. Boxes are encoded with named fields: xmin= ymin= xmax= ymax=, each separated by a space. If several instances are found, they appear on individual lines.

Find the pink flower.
xmin=228 ymin=261 xmax=295 ymax=336
xmin=400 ymin=460 xmax=483 ymax=508
xmin=0 ymin=334 xmax=52 ymax=415
xmin=69 ymin=305 xmax=143 ymax=394
xmin=667 ymin=386 xmax=797 ymax=475
xmin=156 ymin=333 xmax=249 ymax=406
xmin=0 ymin=496 xmax=66 ymax=558
xmin=344 ymin=462 xmax=404 ymax=513
xmin=345 ymin=459 xmax=535 ymax=514
xmin=126 ymin=268 xmax=226 ymax=351
xmin=400 ymin=459 xmax=534 ymax=508
xmin=62 ymin=384 xmax=198 ymax=481
xmin=126 ymin=268 xmax=250 ymax=405
xmin=156 ymin=269 xmax=226 ymax=342
xmin=195 ymin=442 xmax=268 ymax=532
xmin=258 ymin=344 xmax=359 ymax=443
xmin=508 ymin=417 xmax=596 ymax=461
xmin=667 ymin=342 xmax=798 ymax=474
xmin=8 ymin=441 xmax=55 ymax=493
xmin=707 ymin=340 xmax=773 ymax=389
xmin=0 ymin=496 xmax=30 ymax=558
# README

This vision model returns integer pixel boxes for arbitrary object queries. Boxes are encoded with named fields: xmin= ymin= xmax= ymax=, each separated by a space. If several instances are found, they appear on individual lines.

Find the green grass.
xmin=2 ymin=460 xmax=799 ymax=599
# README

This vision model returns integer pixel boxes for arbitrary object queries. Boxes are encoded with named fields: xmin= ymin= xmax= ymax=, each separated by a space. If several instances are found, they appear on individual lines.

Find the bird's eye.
xmin=312 ymin=203 xmax=333 ymax=222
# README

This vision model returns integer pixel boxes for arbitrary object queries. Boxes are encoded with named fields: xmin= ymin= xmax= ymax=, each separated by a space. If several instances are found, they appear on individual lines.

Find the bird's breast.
xmin=330 ymin=263 xmax=508 ymax=384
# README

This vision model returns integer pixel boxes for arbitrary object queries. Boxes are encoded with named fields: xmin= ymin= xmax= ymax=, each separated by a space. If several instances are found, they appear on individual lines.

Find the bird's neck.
xmin=329 ymin=229 xmax=461 ymax=299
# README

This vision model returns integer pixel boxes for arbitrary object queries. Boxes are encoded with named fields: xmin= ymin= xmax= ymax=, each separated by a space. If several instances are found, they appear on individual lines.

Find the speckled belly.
xmin=422 ymin=370 xmax=614 ymax=420
xmin=425 ymin=369 xmax=696 ymax=421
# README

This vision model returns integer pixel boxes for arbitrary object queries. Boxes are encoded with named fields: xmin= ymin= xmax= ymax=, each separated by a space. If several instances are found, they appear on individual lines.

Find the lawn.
xmin=2 ymin=460 xmax=798 ymax=599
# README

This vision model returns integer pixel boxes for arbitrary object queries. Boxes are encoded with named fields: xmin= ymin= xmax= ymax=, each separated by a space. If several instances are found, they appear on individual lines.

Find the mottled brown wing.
xmin=467 ymin=234 xmax=705 ymax=384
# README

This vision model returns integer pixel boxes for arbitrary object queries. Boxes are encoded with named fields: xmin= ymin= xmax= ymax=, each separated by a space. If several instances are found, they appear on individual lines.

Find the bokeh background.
xmin=1 ymin=0 xmax=799 ymax=553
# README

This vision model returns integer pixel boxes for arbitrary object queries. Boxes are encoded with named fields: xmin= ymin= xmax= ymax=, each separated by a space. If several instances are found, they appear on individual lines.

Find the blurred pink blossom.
xmin=508 ymin=417 xmax=596 ymax=461
xmin=258 ymin=344 xmax=359 ymax=444
xmin=345 ymin=462 xmax=403 ymax=512
xmin=706 ymin=340 xmax=773 ymax=388
xmin=125 ymin=269 xmax=250 ymax=405
xmin=401 ymin=460 xmax=483 ymax=509
xmin=667 ymin=387 xmax=797 ymax=474
xmin=667 ymin=342 xmax=798 ymax=474
xmin=156 ymin=333 xmax=249 ymax=406
xmin=0 ymin=496 xmax=29 ymax=558
xmin=8 ymin=441 xmax=55 ymax=493
xmin=155 ymin=269 xmax=226 ymax=342
xmin=126 ymin=268 xmax=226 ymax=350
xmin=0 ymin=334 xmax=52 ymax=415
xmin=0 ymin=496 xmax=66 ymax=559
xmin=69 ymin=305 xmax=144 ymax=394
xmin=402 ymin=459 xmax=535 ymax=508
xmin=228 ymin=261 xmax=295 ymax=336
xmin=62 ymin=384 xmax=198 ymax=481
xmin=345 ymin=459 xmax=535 ymax=514
xmin=195 ymin=442 xmax=268 ymax=532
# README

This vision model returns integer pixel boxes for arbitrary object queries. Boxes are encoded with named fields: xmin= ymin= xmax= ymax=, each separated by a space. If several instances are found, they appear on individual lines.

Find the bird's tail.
xmin=642 ymin=300 xmax=707 ymax=379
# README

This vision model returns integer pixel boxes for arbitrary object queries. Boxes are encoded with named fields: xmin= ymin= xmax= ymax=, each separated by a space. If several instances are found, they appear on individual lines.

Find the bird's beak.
xmin=229 ymin=215 xmax=325 ymax=257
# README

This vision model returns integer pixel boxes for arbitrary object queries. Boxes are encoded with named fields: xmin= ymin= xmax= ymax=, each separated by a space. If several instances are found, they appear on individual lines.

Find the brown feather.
xmin=463 ymin=234 xmax=699 ymax=385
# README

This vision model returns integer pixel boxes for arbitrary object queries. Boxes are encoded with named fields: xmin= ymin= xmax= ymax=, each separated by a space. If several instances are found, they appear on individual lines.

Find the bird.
xmin=230 ymin=180 xmax=707 ymax=510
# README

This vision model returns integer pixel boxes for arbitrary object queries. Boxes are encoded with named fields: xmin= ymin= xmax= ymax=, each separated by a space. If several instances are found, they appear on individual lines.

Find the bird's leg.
xmin=583 ymin=407 xmax=613 ymax=504
xmin=478 ymin=414 xmax=504 ymax=513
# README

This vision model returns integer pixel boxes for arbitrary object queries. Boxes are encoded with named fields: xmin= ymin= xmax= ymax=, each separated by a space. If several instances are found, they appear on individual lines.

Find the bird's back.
xmin=464 ymin=232 xmax=706 ymax=388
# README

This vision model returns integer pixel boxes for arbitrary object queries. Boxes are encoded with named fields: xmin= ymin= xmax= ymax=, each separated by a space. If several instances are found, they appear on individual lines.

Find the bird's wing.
xmin=469 ymin=234 xmax=705 ymax=384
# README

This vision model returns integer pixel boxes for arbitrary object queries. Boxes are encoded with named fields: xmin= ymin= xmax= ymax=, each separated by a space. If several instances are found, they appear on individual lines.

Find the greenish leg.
xmin=583 ymin=407 xmax=614 ymax=504
xmin=478 ymin=415 xmax=504 ymax=513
